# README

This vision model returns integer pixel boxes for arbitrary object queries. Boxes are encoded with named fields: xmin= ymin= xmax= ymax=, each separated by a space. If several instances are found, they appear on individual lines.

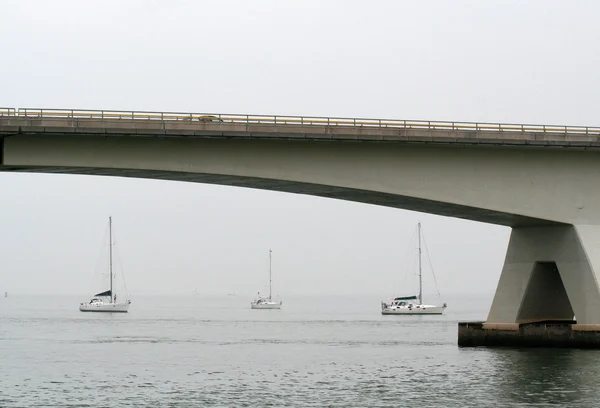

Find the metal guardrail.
xmin=0 ymin=108 xmax=16 ymax=116
xmin=1 ymin=108 xmax=599 ymax=136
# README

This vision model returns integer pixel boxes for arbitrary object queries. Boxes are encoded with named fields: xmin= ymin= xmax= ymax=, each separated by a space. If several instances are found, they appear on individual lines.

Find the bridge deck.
xmin=1 ymin=108 xmax=599 ymax=148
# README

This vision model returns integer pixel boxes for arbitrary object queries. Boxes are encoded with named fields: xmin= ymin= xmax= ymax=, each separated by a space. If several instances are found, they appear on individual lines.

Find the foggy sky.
xmin=0 ymin=0 xmax=597 ymax=297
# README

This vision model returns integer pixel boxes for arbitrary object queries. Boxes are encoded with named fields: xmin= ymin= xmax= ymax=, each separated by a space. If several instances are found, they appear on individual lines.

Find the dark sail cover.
xmin=394 ymin=296 xmax=418 ymax=301
xmin=94 ymin=290 xmax=112 ymax=297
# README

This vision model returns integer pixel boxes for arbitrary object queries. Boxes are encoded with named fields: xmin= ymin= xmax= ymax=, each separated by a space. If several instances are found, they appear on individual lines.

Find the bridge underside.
xmin=0 ymin=165 xmax=554 ymax=228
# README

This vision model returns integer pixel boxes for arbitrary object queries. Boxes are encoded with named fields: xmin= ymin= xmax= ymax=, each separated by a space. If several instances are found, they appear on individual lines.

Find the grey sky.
xmin=0 ymin=0 xmax=597 ymax=297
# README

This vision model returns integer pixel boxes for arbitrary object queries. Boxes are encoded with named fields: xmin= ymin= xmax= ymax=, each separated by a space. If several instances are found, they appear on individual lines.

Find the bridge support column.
xmin=459 ymin=225 xmax=600 ymax=348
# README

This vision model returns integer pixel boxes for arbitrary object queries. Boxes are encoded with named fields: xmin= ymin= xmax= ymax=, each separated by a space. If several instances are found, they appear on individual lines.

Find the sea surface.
xmin=1 ymin=294 xmax=600 ymax=407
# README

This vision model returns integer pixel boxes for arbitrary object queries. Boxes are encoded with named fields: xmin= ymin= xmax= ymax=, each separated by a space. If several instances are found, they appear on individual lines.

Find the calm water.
xmin=1 ymin=294 xmax=599 ymax=407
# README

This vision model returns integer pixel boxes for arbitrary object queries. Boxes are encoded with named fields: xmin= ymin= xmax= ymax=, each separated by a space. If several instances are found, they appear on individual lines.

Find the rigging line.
xmin=395 ymin=223 xmax=419 ymax=296
xmin=89 ymin=223 xmax=110 ymax=293
xmin=421 ymin=226 xmax=442 ymax=298
xmin=404 ymin=226 xmax=419 ymax=289
xmin=113 ymin=235 xmax=130 ymax=297
xmin=114 ymin=245 xmax=129 ymax=296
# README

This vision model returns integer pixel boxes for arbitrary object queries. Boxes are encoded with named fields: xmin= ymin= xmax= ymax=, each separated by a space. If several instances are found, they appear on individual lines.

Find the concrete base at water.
xmin=458 ymin=321 xmax=600 ymax=348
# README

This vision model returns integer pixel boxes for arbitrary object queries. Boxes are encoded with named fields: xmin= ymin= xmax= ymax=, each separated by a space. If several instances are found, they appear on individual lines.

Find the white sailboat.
xmin=251 ymin=249 xmax=282 ymax=309
xmin=381 ymin=222 xmax=447 ymax=315
xmin=79 ymin=217 xmax=132 ymax=313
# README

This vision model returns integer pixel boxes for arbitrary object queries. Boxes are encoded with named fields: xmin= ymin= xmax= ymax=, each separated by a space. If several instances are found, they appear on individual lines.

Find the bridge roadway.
xmin=1 ymin=108 xmax=600 ymax=148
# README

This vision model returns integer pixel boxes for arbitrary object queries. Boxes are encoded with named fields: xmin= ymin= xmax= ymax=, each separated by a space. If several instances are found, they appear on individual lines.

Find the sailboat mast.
xmin=109 ymin=216 xmax=113 ymax=304
xmin=418 ymin=222 xmax=422 ymax=305
xmin=269 ymin=249 xmax=272 ymax=300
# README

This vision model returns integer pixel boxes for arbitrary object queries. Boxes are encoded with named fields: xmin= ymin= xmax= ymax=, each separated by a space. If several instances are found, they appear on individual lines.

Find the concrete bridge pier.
xmin=459 ymin=225 xmax=600 ymax=348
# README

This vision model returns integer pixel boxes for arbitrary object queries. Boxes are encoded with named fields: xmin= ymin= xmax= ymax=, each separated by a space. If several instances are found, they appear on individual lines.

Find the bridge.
xmin=3 ymin=107 xmax=600 ymax=347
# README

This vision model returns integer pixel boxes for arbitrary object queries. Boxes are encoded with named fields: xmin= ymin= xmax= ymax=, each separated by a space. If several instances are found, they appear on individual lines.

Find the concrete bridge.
xmin=2 ymin=107 xmax=600 ymax=347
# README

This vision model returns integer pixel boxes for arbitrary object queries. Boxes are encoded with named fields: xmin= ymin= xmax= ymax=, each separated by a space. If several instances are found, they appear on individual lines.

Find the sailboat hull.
xmin=381 ymin=305 xmax=446 ymax=315
xmin=250 ymin=302 xmax=282 ymax=309
xmin=79 ymin=302 xmax=131 ymax=313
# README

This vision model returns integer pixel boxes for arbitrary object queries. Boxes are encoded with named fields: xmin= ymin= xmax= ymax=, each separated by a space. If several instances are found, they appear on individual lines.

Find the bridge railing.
xmin=0 ymin=108 xmax=16 ymax=116
xmin=4 ymin=108 xmax=600 ymax=136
